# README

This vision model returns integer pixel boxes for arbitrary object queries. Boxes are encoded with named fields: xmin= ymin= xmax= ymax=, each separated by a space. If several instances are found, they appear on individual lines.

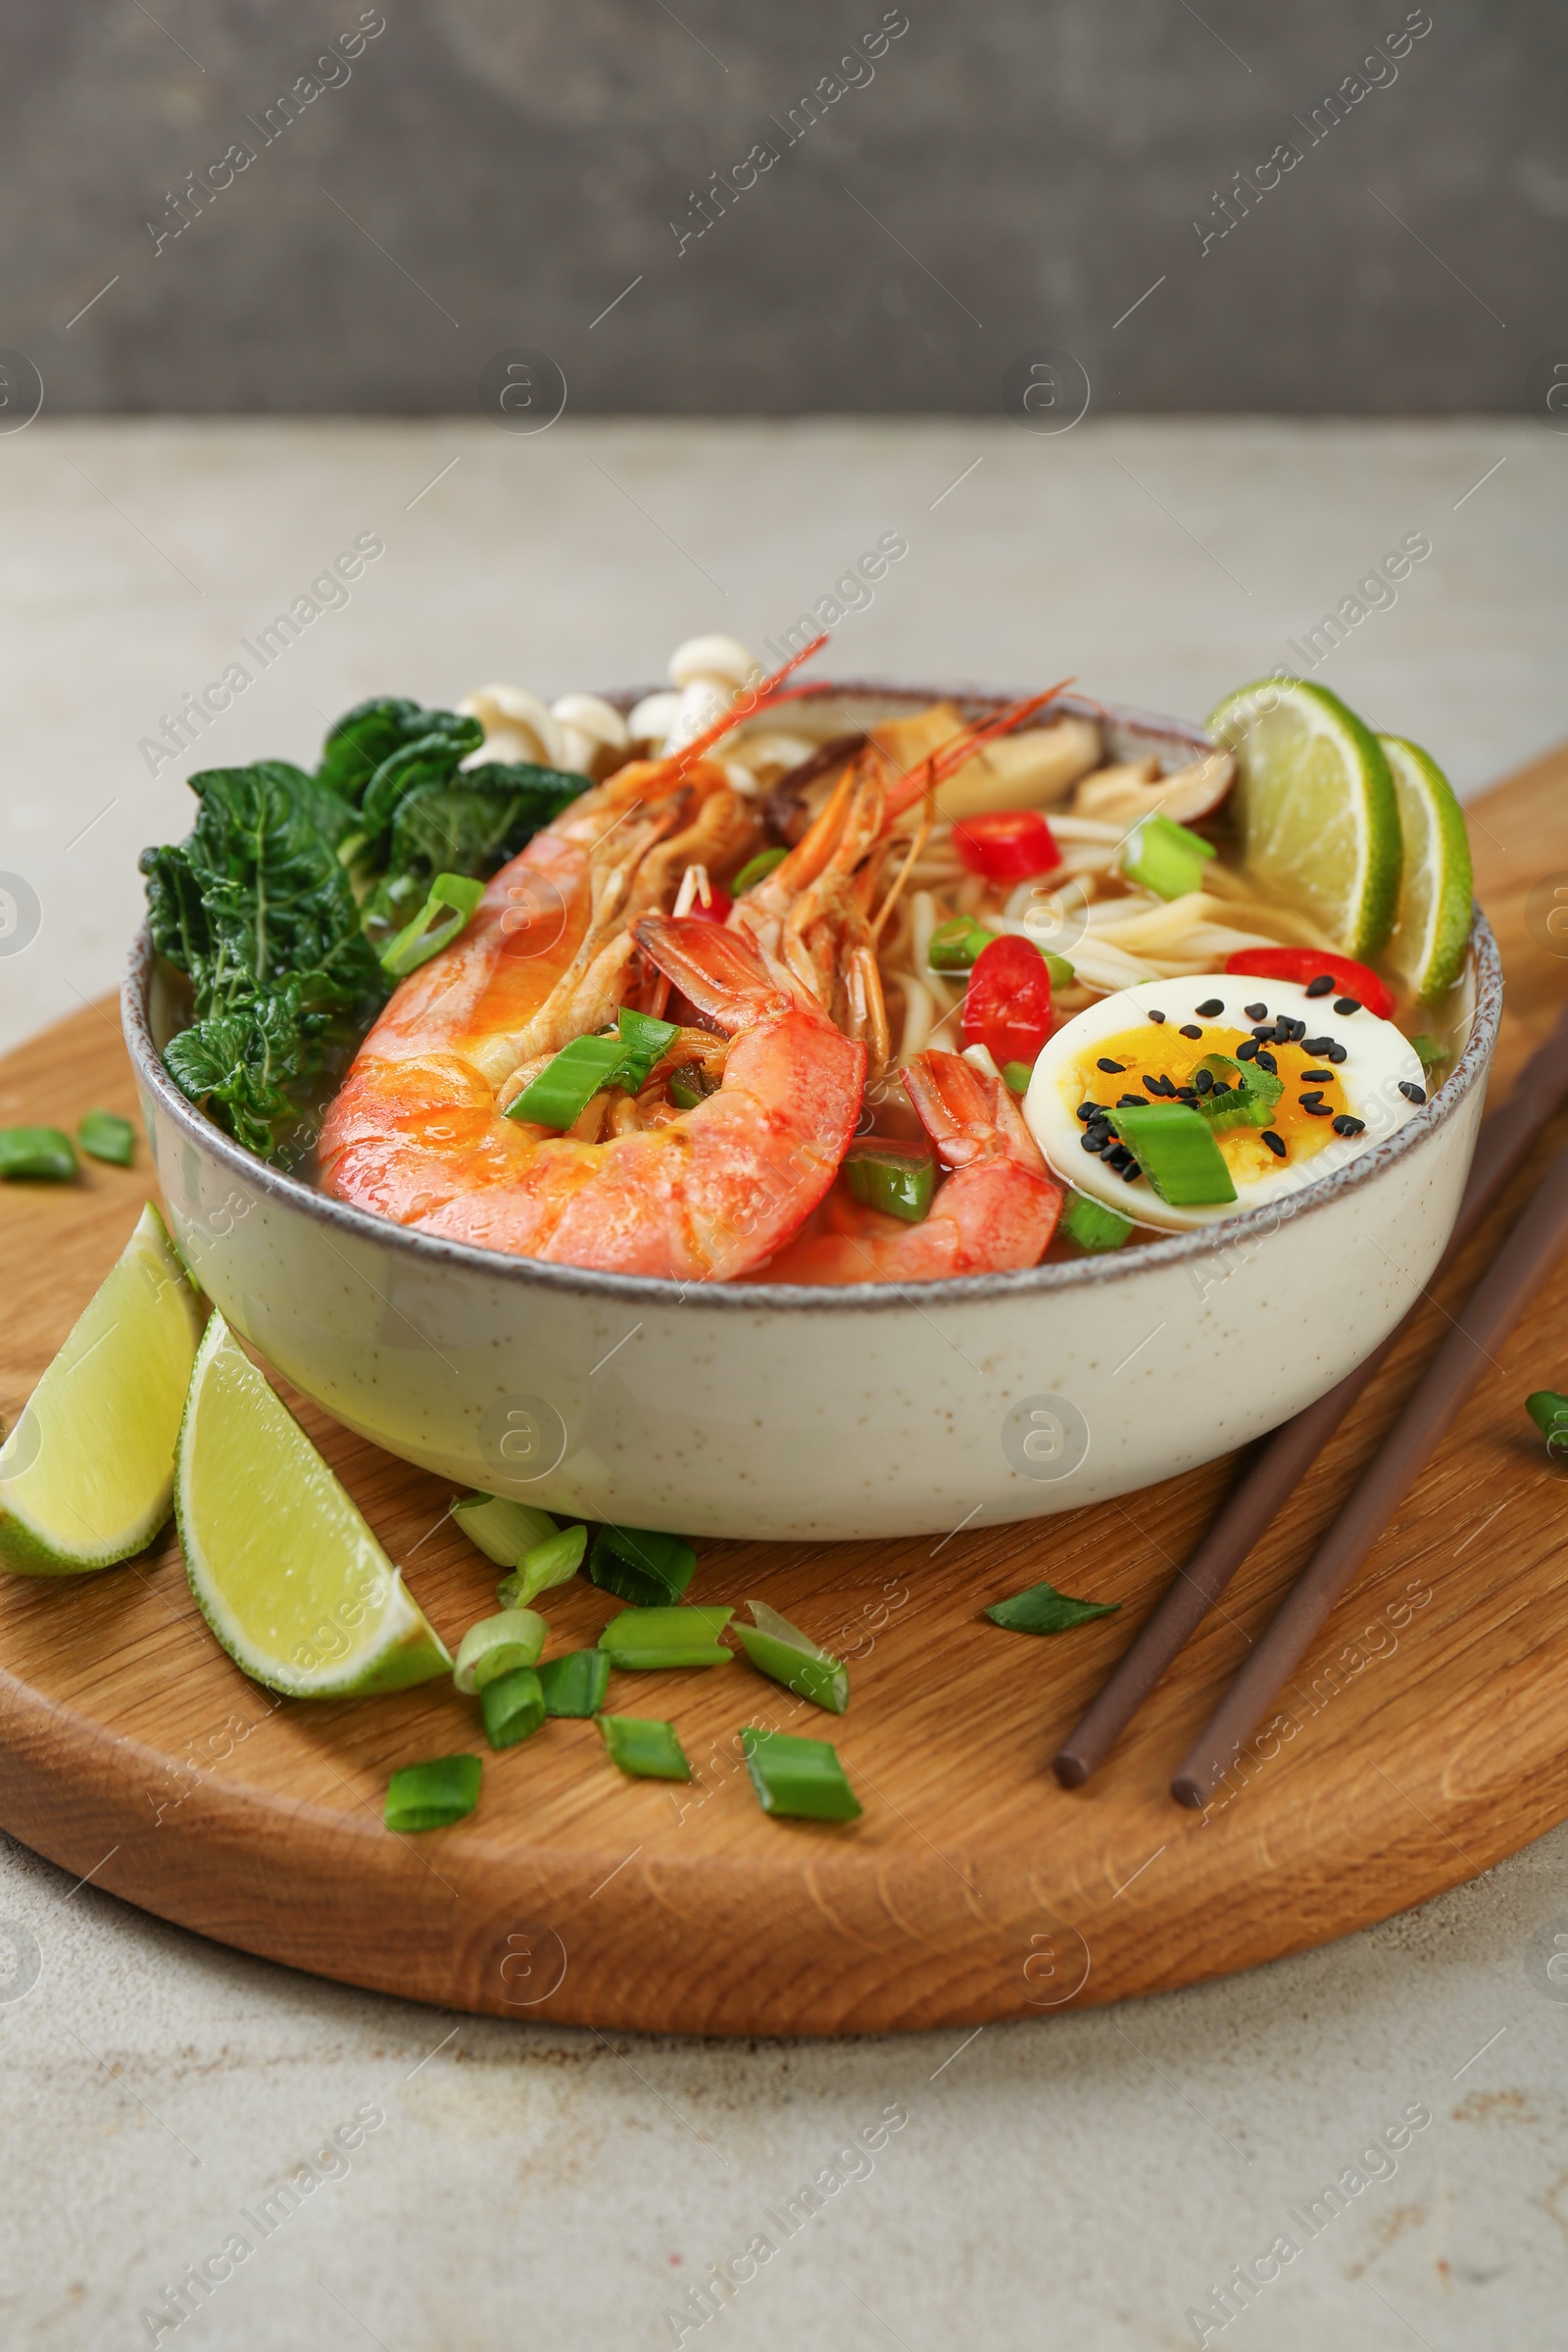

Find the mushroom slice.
xmin=930 ymin=715 xmax=1102 ymax=819
xmin=1071 ymin=749 xmax=1235 ymax=827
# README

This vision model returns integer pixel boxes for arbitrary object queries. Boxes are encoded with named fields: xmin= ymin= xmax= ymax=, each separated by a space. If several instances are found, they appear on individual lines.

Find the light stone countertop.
xmin=0 ymin=418 xmax=1565 ymax=2352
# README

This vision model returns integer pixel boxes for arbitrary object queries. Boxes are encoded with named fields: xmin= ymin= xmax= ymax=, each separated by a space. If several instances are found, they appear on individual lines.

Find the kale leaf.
xmin=315 ymin=697 xmax=426 ymax=807
xmin=366 ymin=760 xmax=588 ymax=930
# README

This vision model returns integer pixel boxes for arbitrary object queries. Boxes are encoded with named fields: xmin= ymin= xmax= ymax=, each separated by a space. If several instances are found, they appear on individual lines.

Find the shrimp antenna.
xmin=671 ymin=634 xmax=830 ymax=774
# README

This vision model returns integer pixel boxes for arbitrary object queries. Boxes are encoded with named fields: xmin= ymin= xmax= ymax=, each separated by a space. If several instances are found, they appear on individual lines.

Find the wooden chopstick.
xmin=1171 ymin=1124 xmax=1568 ymax=1807
xmin=1053 ymin=1000 xmax=1568 ymax=1790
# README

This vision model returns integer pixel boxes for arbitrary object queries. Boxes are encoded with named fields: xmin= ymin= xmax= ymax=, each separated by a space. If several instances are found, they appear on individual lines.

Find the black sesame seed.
xmin=1118 ymin=1159 xmax=1143 ymax=1183
xmin=1097 ymin=1057 xmax=1125 ymax=1073
xmin=1270 ymin=1018 xmax=1292 ymax=1045
xmin=1075 ymin=1101 xmax=1098 ymax=1122
xmin=1303 ymin=1102 xmax=1334 ymax=1117
xmin=1211 ymin=1077 xmax=1234 ymax=1092
xmin=1324 ymin=1043 xmax=1348 ymax=1065
xmin=1304 ymin=973 xmax=1335 ymax=998
xmin=1261 ymin=1130 xmax=1287 ymax=1157
xmin=1196 ymin=998 xmax=1224 ymax=1017
xmin=1118 ymin=1093 xmax=1145 ymax=1107
xmin=1332 ymin=1113 xmax=1365 ymax=1137
xmin=1255 ymin=1051 xmax=1278 ymax=1074
xmin=1195 ymin=1069 xmax=1214 ymax=1095
xmin=1398 ymin=1080 xmax=1427 ymax=1105
xmin=1104 ymin=1144 xmax=1133 ymax=1170
xmin=1176 ymin=1086 xmax=1199 ymax=1102
xmin=1081 ymin=1132 xmax=1108 ymax=1153
xmin=1179 ymin=1023 xmax=1203 ymax=1040
xmin=1334 ymin=996 xmax=1361 ymax=1016
xmin=1301 ymin=1068 xmax=1332 ymax=1082
xmin=1147 ymin=1009 xmax=1167 ymax=1025
xmin=1250 ymin=1024 xmax=1275 ymax=1041
xmin=1300 ymin=1037 xmax=1332 ymax=1055
xmin=1244 ymin=1002 xmax=1269 ymax=1020
xmin=1299 ymin=1090 xmax=1324 ymax=1104
xmin=1142 ymin=1074 xmax=1162 ymax=1096
xmin=1288 ymin=1017 xmax=1307 ymax=1042
xmin=1236 ymin=1038 xmax=1259 ymax=1061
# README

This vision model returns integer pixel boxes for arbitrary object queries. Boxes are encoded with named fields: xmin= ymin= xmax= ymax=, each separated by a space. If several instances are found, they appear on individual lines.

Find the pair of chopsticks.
xmin=1054 ymin=999 xmax=1568 ymax=1808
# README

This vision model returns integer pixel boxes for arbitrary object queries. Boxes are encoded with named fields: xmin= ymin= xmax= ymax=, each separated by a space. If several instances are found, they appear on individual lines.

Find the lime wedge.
xmin=176 ymin=1314 xmax=452 ymax=1697
xmin=1207 ymin=679 xmax=1402 ymax=958
xmin=0 ymin=1202 xmax=203 ymax=1576
xmin=1379 ymin=735 xmax=1474 ymax=1000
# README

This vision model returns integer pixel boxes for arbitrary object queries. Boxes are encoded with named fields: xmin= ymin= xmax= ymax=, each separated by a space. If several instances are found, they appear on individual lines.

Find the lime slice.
xmin=0 ymin=1202 xmax=203 ymax=1576
xmin=1207 ymin=678 xmax=1402 ymax=958
xmin=1379 ymin=735 xmax=1474 ymax=1000
xmin=176 ymin=1314 xmax=452 ymax=1697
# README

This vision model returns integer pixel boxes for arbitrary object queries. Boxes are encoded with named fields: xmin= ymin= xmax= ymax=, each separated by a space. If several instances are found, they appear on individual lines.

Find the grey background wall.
xmin=6 ymin=0 xmax=1565 ymax=416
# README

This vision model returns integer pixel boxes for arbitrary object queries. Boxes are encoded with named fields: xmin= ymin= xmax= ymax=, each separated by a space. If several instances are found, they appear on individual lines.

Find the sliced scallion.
xmin=666 ymin=1061 xmax=716 ymax=1110
xmin=1412 ymin=1033 xmax=1448 ymax=1076
xmin=537 ymin=1647 xmax=612 ymax=1717
xmin=498 ymin=1522 xmax=586 ymax=1608
xmin=379 ymin=871 xmax=487 ymax=979
xmin=1106 ymin=1102 xmax=1237 ymax=1205
xmin=480 ymin=1665 xmax=547 ymax=1750
xmin=453 ymin=1608 xmax=548 ymax=1694
xmin=844 ymin=1139 xmax=935 ymax=1224
xmin=1062 ymin=1193 xmax=1132 ymax=1251
xmin=506 ymin=1006 xmax=680 ymax=1129
xmin=77 ymin=1109 xmax=135 ymax=1166
xmin=984 ymin=1580 xmax=1121 ymax=1634
xmin=599 ymin=1604 xmax=733 ymax=1670
xmin=612 ymin=1006 xmax=680 ymax=1088
xmin=733 ymin=1600 xmax=849 ymax=1713
xmin=453 ymin=1493 xmax=558 ymax=1568
xmin=927 ymin=916 xmax=998 ymax=971
xmin=588 ymin=1523 xmax=697 ymax=1607
xmin=1526 ymin=1390 xmax=1568 ymax=1451
xmin=1121 ymin=812 xmax=1215 ymax=902
xmin=740 ymin=1728 xmax=861 ymax=1822
xmin=0 ymin=1127 xmax=76 ymax=1183
xmin=1002 ymin=1060 xmax=1034 ymax=1094
xmin=733 ymin=847 xmax=788 ymax=893
xmin=598 ymin=1714 xmax=691 ymax=1781
xmin=384 ymin=1752 xmax=481 ymax=1832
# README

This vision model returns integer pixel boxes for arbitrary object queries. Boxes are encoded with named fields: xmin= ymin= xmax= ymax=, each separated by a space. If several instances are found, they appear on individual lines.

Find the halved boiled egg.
xmin=1023 ymin=975 xmax=1427 ymax=1232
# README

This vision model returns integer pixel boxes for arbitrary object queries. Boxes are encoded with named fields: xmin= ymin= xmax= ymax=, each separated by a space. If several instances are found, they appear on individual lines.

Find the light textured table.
xmin=1 ymin=419 xmax=1564 ymax=2352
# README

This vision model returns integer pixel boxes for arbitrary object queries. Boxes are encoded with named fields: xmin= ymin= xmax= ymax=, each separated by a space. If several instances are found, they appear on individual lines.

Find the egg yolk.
xmin=1067 ymin=1021 xmax=1349 ymax=1183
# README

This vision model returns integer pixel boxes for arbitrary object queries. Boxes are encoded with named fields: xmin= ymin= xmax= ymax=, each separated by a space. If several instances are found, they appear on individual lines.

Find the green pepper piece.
xmin=844 ymin=1139 xmax=935 ymax=1223
xmin=0 ymin=1127 xmax=76 ymax=1183
xmin=1106 ymin=1102 xmax=1237 ymax=1205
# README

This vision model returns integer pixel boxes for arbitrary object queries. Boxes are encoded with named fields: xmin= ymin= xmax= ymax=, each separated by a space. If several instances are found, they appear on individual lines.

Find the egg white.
xmin=1024 ymin=975 xmax=1426 ymax=1232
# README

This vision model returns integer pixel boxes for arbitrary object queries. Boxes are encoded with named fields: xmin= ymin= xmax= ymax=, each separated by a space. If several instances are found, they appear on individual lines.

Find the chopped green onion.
xmin=1121 ymin=812 xmax=1215 ymax=902
xmin=740 ymin=1728 xmax=861 ymax=1822
xmin=844 ymin=1139 xmax=935 ymax=1224
xmin=537 ymin=1647 xmax=612 ymax=1717
xmin=453 ymin=1608 xmax=548 ymax=1694
xmin=612 ymin=1006 xmax=681 ymax=1087
xmin=733 ymin=847 xmax=788 ymax=893
xmin=984 ymin=1580 xmax=1121 ymax=1634
xmin=507 ymin=1032 xmax=627 ymax=1128
xmin=1002 ymin=1060 xmax=1034 ymax=1095
xmin=1107 ymin=1102 xmax=1237 ymax=1205
xmin=1526 ymin=1391 xmax=1568 ymax=1453
xmin=598 ymin=1604 xmax=733 ymax=1670
xmin=732 ymin=1600 xmax=849 ymax=1713
xmin=379 ymin=871 xmax=487 ymax=979
xmin=928 ymin=916 xmax=998 ymax=971
xmin=1193 ymin=1054 xmax=1283 ymax=1131
xmin=1412 ymin=1033 xmax=1448 ymax=1075
xmin=384 ymin=1753 xmax=481 ymax=1832
xmin=1062 ymin=1193 xmax=1132 ymax=1251
xmin=77 ymin=1109 xmax=134 ymax=1166
xmin=0 ymin=1127 xmax=75 ymax=1183
xmin=498 ymin=1522 xmax=586 ymax=1609
xmin=588 ymin=1523 xmax=697 ymax=1608
xmin=480 ymin=1665 xmax=547 ymax=1749
xmin=453 ymin=1494 xmax=558 ymax=1568
xmin=507 ymin=1007 xmax=680 ymax=1129
xmin=1041 ymin=950 xmax=1076 ymax=986
xmin=666 ymin=1061 xmax=715 ymax=1110
xmin=598 ymin=1714 xmax=691 ymax=1781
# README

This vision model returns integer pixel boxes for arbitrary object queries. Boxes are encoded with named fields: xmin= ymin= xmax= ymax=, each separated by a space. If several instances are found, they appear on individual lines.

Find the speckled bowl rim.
xmin=123 ymin=680 xmax=1502 ymax=1317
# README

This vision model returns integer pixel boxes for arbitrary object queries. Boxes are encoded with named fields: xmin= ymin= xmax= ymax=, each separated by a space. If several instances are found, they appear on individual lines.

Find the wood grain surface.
xmin=2 ymin=745 xmax=1568 ymax=2037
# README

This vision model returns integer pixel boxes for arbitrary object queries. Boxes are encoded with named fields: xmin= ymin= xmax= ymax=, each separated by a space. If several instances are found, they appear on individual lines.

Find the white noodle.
xmin=894 ymin=973 xmax=936 ymax=1059
xmin=1048 ymin=815 xmax=1127 ymax=844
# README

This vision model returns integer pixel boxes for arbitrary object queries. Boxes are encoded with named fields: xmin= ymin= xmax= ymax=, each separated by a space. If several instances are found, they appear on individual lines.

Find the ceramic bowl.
xmin=123 ymin=683 xmax=1500 ymax=1542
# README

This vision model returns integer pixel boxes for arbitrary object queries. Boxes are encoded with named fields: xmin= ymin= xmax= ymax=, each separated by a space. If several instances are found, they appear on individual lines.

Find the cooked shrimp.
xmin=756 ymin=1051 xmax=1062 ymax=1284
xmin=320 ymin=914 xmax=863 ymax=1277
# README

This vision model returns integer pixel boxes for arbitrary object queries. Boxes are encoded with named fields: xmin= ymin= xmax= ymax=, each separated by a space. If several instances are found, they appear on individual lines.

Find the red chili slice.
xmin=961 ymin=934 xmax=1054 ymax=1066
xmin=1224 ymin=946 xmax=1396 ymax=1018
xmin=954 ymin=808 xmax=1060 ymax=883
xmin=685 ymin=885 xmax=733 ymax=925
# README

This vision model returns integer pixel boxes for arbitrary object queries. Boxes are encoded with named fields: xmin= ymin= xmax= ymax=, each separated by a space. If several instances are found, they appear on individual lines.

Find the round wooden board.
xmin=5 ymin=747 xmax=1568 ymax=2035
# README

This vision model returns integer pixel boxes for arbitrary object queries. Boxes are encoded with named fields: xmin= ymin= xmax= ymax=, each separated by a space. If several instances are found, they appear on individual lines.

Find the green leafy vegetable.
xmin=984 ymin=1580 xmax=1121 ymax=1634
